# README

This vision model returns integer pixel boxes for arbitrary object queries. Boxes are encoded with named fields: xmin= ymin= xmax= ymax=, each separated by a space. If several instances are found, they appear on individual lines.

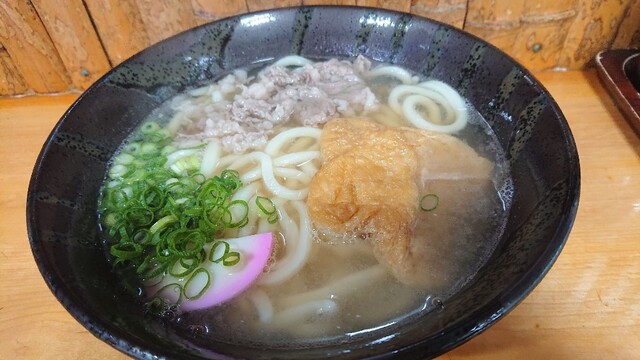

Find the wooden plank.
xmin=464 ymin=0 xmax=524 ymax=58
xmin=410 ymin=0 xmax=467 ymax=28
xmin=83 ymin=0 xmax=151 ymax=66
xmin=191 ymin=0 xmax=248 ymax=25
xmin=511 ymin=18 xmax=575 ymax=71
xmin=612 ymin=0 xmax=640 ymax=49
xmin=558 ymin=0 xmax=631 ymax=70
xmin=509 ymin=0 xmax=577 ymax=71
xmin=0 ymin=46 xmax=30 ymax=96
xmin=465 ymin=0 xmax=524 ymax=26
xmin=30 ymin=0 xmax=112 ymax=90
xmin=356 ymin=0 xmax=411 ymax=12
xmin=464 ymin=0 xmax=584 ymax=71
xmin=246 ymin=0 xmax=301 ymax=11
xmin=303 ymin=0 xmax=357 ymax=5
xmin=522 ymin=0 xmax=577 ymax=17
xmin=0 ymin=1 xmax=71 ymax=93
xmin=135 ymin=0 xmax=198 ymax=45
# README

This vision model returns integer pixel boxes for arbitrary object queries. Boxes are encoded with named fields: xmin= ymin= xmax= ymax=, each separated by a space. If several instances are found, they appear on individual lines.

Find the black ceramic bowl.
xmin=27 ymin=6 xmax=579 ymax=359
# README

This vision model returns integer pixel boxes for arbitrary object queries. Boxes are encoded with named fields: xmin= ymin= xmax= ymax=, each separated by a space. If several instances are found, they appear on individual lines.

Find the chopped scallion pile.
xmin=99 ymin=121 xmax=277 ymax=296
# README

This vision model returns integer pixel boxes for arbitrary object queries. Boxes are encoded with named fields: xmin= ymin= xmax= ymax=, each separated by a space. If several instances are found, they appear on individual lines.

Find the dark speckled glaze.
xmin=27 ymin=6 xmax=579 ymax=360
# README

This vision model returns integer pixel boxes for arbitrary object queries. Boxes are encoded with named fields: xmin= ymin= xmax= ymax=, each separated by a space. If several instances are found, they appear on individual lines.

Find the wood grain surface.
xmin=303 ymin=0 xmax=357 ymax=5
xmin=191 ymin=0 xmax=249 ymax=24
xmin=1 ymin=0 xmax=640 ymax=96
xmin=0 ymin=1 xmax=71 ymax=94
xmin=356 ymin=0 xmax=411 ymax=12
xmin=558 ymin=0 xmax=630 ymax=70
xmin=134 ymin=0 xmax=198 ymax=45
xmin=246 ymin=0 xmax=301 ymax=12
xmin=612 ymin=0 xmax=640 ymax=50
xmin=0 ymin=47 xmax=29 ymax=96
xmin=30 ymin=0 xmax=112 ymax=89
xmin=83 ymin=0 xmax=151 ymax=65
xmin=410 ymin=0 xmax=467 ymax=28
xmin=0 ymin=70 xmax=638 ymax=359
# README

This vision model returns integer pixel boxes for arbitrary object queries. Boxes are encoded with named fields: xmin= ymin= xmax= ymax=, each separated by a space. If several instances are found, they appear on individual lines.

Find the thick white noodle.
xmin=273 ymin=167 xmax=312 ymax=183
xmin=226 ymin=153 xmax=257 ymax=170
xmin=273 ymin=151 xmax=320 ymax=167
xmin=403 ymin=95 xmax=466 ymax=133
xmin=273 ymin=201 xmax=299 ymax=255
xmin=419 ymin=80 xmax=468 ymax=120
xmin=299 ymin=161 xmax=318 ymax=176
xmin=199 ymin=140 xmax=221 ymax=178
xmin=227 ymin=152 xmax=307 ymax=199
xmin=259 ymin=200 xmax=311 ymax=285
xmin=216 ymin=154 xmax=241 ymax=171
xmin=239 ymin=165 xmax=262 ymax=183
xmin=234 ymin=152 xmax=308 ymax=200
xmin=388 ymin=82 xmax=468 ymax=133
xmin=418 ymin=80 xmax=468 ymax=131
xmin=367 ymin=65 xmax=419 ymax=84
xmin=270 ymin=300 xmax=338 ymax=329
xmin=273 ymin=55 xmax=313 ymax=68
xmin=231 ymin=182 xmax=259 ymax=203
xmin=220 ymin=124 xmax=319 ymax=246
xmin=402 ymin=80 xmax=468 ymax=133
xmin=408 ymin=95 xmax=442 ymax=123
xmin=388 ymin=84 xmax=453 ymax=116
xmin=286 ymin=137 xmax=318 ymax=153
xmin=264 ymin=127 xmax=322 ymax=156
xmin=249 ymin=290 xmax=274 ymax=323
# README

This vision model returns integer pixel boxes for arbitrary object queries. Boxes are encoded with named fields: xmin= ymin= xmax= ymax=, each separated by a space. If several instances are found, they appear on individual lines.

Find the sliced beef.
xmin=173 ymin=56 xmax=378 ymax=153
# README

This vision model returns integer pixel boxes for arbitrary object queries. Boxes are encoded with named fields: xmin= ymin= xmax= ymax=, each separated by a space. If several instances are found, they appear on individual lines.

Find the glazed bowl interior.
xmin=27 ymin=6 xmax=579 ymax=359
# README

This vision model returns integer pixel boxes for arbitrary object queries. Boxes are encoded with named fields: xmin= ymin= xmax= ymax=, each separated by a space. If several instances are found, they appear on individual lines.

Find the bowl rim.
xmin=26 ymin=5 xmax=580 ymax=359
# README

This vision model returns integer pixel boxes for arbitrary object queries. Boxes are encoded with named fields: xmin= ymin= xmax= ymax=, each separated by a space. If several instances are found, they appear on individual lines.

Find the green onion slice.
xmin=226 ymin=200 xmax=249 ymax=228
xmin=209 ymin=241 xmax=230 ymax=263
xmin=256 ymin=196 xmax=276 ymax=215
xmin=149 ymin=214 xmax=178 ymax=234
xmin=222 ymin=251 xmax=240 ymax=267
xmin=183 ymin=268 xmax=211 ymax=300
xmin=420 ymin=193 xmax=439 ymax=211
xmin=100 ymin=120 xmax=255 ymax=307
xmin=267 ymin=213 xmax=279 ymax=224
xmin=110 ymin=242 xmax=142 ymax=260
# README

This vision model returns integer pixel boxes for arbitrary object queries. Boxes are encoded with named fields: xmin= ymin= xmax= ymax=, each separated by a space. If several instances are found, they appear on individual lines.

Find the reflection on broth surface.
xmin=98 ymin=55 xmax=510 ymax=346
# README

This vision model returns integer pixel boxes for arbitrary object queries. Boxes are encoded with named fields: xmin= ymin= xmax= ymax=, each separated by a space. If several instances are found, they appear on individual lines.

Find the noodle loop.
xmin=388 ymin=81 xmax=468 ymax=133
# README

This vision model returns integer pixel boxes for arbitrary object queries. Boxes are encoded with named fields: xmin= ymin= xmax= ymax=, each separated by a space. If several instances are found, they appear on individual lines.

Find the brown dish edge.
xmin=595 ymin=49 xmax=640 ymax=136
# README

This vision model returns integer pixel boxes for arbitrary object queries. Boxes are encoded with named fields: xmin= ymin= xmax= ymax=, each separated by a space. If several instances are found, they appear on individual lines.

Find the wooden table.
xmin=1 ymin=70 xmax=638 ymax=359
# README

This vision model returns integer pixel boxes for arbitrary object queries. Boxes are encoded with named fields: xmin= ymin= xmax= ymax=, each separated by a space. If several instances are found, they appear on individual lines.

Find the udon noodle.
xmin=99 ymin=55 xmax=510 ymax=346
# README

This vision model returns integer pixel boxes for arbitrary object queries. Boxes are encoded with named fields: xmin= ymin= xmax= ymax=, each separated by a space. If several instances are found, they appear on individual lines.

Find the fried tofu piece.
xmin=307 ymin=117 xmax=494 ymax=287
xmin=307 ymin=122 xmax=419 ymax=262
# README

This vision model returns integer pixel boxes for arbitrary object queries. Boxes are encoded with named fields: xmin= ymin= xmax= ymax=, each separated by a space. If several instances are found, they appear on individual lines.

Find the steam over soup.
xmin=98 ymin=55 xmax=511 ymax=346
